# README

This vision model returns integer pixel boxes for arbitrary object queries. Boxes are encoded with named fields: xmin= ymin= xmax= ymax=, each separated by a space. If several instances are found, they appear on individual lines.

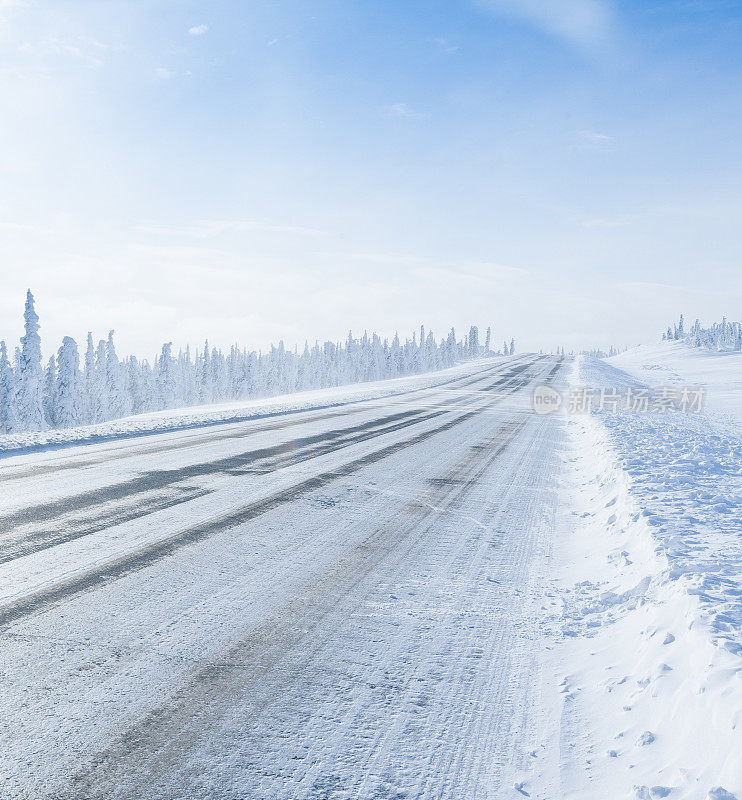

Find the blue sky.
xmin=1 ymin=0 xmax=740 ymax=355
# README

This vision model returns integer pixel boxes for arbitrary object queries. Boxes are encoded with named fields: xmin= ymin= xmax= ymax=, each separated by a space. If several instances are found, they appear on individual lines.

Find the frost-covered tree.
xmin=56 ymin=337 xmax=85 ymax=428
xmin=157 ymin=342 xmax=177 ymax=408
xmin=92 ymin=338 xmax=110 ymax=422
xmin=198 ymin=341 xmax=213 ymax=404
xmin=662 ymin=314 xmax=741 ymax=352
xmin=106 ymin=331 xmax=131 ymax=419
xmin=390 ymin=333 xmax=401 ymax=377
xmin=43 ymin=355 xmax=57 ymax=426
xmin=509 ymin=338 xmax=515 ymax=355
xmin=0 ymin=341 xmax=19 ymax=434
xmin=16 ymin=290 xmax=46 ymax=431
xmin=83 ymin=332 xmax=96 ymax=419
xmin=468 ymin=326 xmax=479 ymax=357
xmin=0 ymin=291 xmax=518 ymax=435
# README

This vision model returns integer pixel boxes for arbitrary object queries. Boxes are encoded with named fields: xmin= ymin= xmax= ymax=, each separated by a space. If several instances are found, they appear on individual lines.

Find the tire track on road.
xmin=0 ymin=404 xmax=487 ymax=629
xmin=0 ymin=360 xmax=513 ymax=479
xmin=53 ymin=414 xmax=531 ymax=800
xmin=0 ymin=358 xmax=557 ymax=627
xmin=0 ymin=362 xmax=535 ymax=565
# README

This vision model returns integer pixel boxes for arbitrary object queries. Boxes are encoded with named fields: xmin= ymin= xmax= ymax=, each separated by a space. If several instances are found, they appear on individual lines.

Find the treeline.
xmin=580 ymin=346 xmax=622 ymax=358
xmin=663 ymin=314 xmax=742 ymax=351
xmin=0 ymin=291 xmax=515 ymax=434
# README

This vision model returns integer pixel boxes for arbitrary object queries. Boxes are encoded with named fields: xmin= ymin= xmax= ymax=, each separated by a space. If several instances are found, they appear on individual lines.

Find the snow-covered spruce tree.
xmin=16 ymin=290 xmax=47 ymax=431
xmin=56 ymin=337 xmax=85 ymax=428
xmin=139 ymin=360 xmax=159 ymax=413
xmin=106 ymin=331 xmax=131 ymax=420
xmin=93 ymin=338 xmax=110 ymax=422
xmin=469 ymin=325 xmax=479 ymax=357
xmin=43 ymin=355 xmax=57 ymax=426
xmin=0 ymin=341 xmax=19 ymax=434
xmin=424 ymin=331 xmax=438 ymax=372
xmin=198 ymin=341 xmax=213 ymax=405
xmin=157 ymin=342 xmax=178 ymax=409
xmin=211 ymin=346 xmax=228 ymax=402
xmin=126 ymin=355 xmax=143 ymax=414
xmin=296 ymin=342 xmax=311 ymax=391
xmin=509 ymin=338 xmax=515 ymax=355
xmin=179 ymin=346 xmax=197 ymax=406
xmin=445 ymin=328 xmax=456 ymax=365
xmin=485 ymin=326 xmax=491 ymax=355
xmin=390 ymin=333 xmax=402 ymax=377
xmin=83 ymin=332 xmax=96 ymax=423
xmin=662 ymin=314 xmax=741 ymax=352
xmin=3 ymin=291 xmax=520 ymax=433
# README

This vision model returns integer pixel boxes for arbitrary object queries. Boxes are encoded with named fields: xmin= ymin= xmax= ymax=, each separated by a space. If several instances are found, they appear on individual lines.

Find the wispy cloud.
xmin=574 ymin=129 xmax=614 ymax=150
xmin=431 ymin=37 xmax=459 ymax=54
xmin=475 ymin=0 xmax=613 ymax=51
xmin=578 ymin=129 xmax=612 ymax=142
xmin=188 ymin=24 xmax=209 ymax=36
xmin=383 ymin=103 xmax=423 ymax=120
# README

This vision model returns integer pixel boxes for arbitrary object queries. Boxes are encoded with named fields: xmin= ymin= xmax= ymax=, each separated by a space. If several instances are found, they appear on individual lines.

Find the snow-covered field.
xmin=610 ymin=341 xmax=742 ymax=426
xmin=545 ymin=344 xmax=741 ymax=800
xmin=0 ymin=344 xmax=739 ymax=799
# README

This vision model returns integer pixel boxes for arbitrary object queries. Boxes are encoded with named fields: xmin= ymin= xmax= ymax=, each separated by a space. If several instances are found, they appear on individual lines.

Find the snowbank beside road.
xmin=553 ymin=352 xmax=741 ymax=799
xmin=0 ymin=358 xmax=503 ymax=458
xmin=608 ymin=341 xmax=742 ymax=426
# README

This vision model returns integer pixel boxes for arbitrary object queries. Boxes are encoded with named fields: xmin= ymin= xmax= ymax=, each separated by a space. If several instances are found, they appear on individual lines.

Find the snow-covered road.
xmin=0 ymin=355 xmax=567 ymax=799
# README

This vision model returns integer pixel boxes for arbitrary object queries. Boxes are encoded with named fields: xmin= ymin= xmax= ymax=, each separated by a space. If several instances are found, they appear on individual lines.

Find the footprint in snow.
xmin=708 ymin=788 xmax=737 ymax=800
xmin=633 ymin=785 xmax=673 ymax=799
xmin=635 ymin=731 xmax=655 ymax=746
